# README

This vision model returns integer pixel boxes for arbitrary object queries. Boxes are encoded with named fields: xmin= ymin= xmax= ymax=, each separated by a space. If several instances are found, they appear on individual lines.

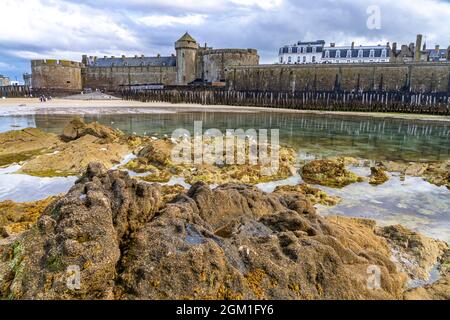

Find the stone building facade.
xmin=31 ymin=60 xmax=83 ymax=92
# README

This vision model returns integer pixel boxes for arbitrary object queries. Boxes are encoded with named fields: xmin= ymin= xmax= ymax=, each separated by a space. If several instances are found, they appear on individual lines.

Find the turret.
xmin=415 ymin=34 xmax=423 ymax=62
xmin=175 ymin=32 xmax=199 ymax=85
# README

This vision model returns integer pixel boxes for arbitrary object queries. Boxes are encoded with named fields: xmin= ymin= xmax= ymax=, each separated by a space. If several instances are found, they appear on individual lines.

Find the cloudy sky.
xmin=1 ymin=0 xmax=449 ymax=82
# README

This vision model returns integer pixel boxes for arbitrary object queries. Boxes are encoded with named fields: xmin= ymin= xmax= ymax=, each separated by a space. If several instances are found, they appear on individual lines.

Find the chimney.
xmin=435 ymin=44 xmax=440 ymax=51
xmin=351 ymin=42 xmax=355 ymax=49
xmin=122 ymin=55 xmax=126 ymax=59
xmin=415 ymin=34 xmax=423 ymax=62
xmin=157 ymin=53 xmax=161 ymax=58
xmin=141 ymin=54 xmax=145 ymax=58
xmin=134 ymin=55 xmax=138 ymax=58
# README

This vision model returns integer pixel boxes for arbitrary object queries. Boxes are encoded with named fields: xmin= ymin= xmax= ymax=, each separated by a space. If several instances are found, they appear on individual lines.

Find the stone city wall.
xmin=226 ymin=62 xmax=450 ymax=93
xmin=82 ymin=66 xmax=177 ymax=91
xmin=200 ymin=49 xmax=259 ymax=82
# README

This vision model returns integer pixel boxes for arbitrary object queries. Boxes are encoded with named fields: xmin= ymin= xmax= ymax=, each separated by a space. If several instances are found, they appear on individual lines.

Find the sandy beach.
xmin=1 ymin=97 xmax=450 ymax=122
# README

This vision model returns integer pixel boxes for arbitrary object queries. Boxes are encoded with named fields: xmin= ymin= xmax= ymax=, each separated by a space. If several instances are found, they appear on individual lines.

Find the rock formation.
xmin=4 ymin=163 xmax=444 ymax=300
xmin=0 ymin=128 xmax=61 ymax=167
xmin=19 ymin=135 xmax=129 ymax=177
xmin=301 ymin=159 xmax=363 ymax=188
xmin=61 ymin=117 xmax=123 ymax=142
xmin=369 ymin=167 xmax=389 ymax=185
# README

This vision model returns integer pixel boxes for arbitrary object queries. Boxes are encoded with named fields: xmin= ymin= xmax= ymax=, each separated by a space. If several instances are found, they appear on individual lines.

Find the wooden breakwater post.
xmin=0 ymin=85 xmax=31 ymax=98
xmin=120 ymin=88 xmax=450 ymax=115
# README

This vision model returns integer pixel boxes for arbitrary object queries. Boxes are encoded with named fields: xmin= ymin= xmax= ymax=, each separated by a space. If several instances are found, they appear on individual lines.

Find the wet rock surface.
xmin=0 ymin=197 xmax=56 ymax=238
xmin=0 ymin=128 xmax=61 ymax=167
xmin=377 ymin=225 xmax=448 ymax=281
xmin=0 ymin=163 xmax=431 ymax=300
xmin=380 ymin=160 xmax=450 ymax=189
xmin=301 ymin=159 xmax=364 ymax=188
xmin=274 ymin=183 xmax=341 ymax=206
xmin=369 ymin=167 xmax=389 ymax=186
xmin=61 ymin=117 xmax=123 ymax=142
xmin=18 ymin=135 xmax=129 ymax=177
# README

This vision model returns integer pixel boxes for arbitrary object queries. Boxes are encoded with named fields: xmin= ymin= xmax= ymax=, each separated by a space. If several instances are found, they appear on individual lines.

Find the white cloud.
xmin=138 ymin=14 xmax=207 ymax=27
xmin=0 ymin=0 xmax=139 ymax=48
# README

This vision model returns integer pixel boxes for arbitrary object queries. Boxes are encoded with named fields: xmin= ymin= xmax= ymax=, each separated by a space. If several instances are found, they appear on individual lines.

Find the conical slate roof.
xmin=177 ymin=32 xmax=196 ymax=43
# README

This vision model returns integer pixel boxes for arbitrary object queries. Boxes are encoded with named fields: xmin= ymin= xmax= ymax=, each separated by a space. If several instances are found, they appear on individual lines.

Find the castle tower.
xmin=415 ymin=34 xmax=423 ymax=62
xmin=175 ymin=32 xmax=199 ymax=85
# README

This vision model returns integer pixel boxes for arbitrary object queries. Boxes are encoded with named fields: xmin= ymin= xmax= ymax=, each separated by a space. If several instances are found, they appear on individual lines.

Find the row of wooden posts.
xmin=0 ymin=85 xmax=31 ymax=98
xmin=121 ymin=89 xmax=450 ymax=115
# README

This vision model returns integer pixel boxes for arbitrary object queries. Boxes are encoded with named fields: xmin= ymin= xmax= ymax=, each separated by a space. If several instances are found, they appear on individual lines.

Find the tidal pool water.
xmin=1 ymin=111 xmax=449 ymax=161
xmin=0 ymin=110 xmax=449 ymax=242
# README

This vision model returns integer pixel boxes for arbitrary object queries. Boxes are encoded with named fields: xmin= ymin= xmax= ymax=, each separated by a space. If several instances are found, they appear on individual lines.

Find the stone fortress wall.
xmin=200 ymin=49 xmax=259 ymax=83
xmin=82 ymin=65 xmax=176 ymax=91
xmin=31 ymin=60 xmax=83 ymax=92
xmin=30 ymin=33 xmax=259 ymax=91
xmin=225 ymin=62 xmax=450 ymax=93
xmin=176 ymin=33 xmax=260 ymax=85
xmin=30 ymin=33 xmax=450 ymax=94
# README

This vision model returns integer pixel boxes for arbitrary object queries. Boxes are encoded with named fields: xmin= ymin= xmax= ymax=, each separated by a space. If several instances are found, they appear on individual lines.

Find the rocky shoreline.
xmin=0 ymin=118 xmax=449 ymax=300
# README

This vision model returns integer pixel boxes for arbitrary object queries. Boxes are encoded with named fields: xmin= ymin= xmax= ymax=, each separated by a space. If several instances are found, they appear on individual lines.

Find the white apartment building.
xmin=278 ymin=41 xmax=390 ymax=64
xmin=278 ymin=40 xmax=325 ymax=64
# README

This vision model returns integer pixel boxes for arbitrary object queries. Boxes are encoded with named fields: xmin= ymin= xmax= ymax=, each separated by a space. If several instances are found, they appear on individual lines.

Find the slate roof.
xmin=323 ymin=47 xmax=390 ymax=59
xmin=89 ymin=56 xmax=176 ymax=67
xmin=177 ymin=32 xmax=196 ymax=43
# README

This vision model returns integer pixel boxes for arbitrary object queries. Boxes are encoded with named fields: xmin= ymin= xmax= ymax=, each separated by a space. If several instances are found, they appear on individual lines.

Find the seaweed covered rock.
xmin=369 ymin=167 xmax=389 ymax=186
xmin=61 ymin=118 xmax=122 ymax=142
xmin=301 ymin=159 xmax=363 ymax=188
xmin=19 ymin=135 xmax=129 ymax=177
xmin=274 ymin=183 xmax=341 ymax=206
xmin=0 ymin=163 xmax=411 ymax=300
xmin=0 ymin=128 xmax=61 ymax=167
xmin=0 ymin=197 xmax=55 ymax=238
xmin=0 ymin=163 xmax=162 ymax=299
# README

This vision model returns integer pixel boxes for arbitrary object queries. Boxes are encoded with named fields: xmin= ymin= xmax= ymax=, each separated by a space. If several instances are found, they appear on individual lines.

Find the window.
xmin=369 ymin=49 xmax=375 ymax=58
xmin=280 ymin=56 xmax=283 ymax=63
xmin=347 ymin=50 xmax=352 ymax=58
xmin=288 ymin=56 xmax=292 ymax=63
xmin=381 ymin=49 xmax=387 ymax=58
xmin=297 ymin=56 xmax=301 ymax=63
xmin=303 ymin=56 xmax=306 ymax=63
xmin=312 ymin=56 xmax=316 ymax=63
xmin=336 ymin=50 xmax=341 ymax=58
xmin=325 ymin=50 xmax=330 ymax=58
xmin=358 ymin=50 xmax=363 ymax=58
xmin=300 ymin=47 xmax=304 ymax=54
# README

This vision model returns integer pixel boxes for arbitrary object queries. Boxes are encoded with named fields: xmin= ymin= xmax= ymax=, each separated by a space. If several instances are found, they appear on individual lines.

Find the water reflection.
xmin=17 ymin=112 xmax=448 ymax=162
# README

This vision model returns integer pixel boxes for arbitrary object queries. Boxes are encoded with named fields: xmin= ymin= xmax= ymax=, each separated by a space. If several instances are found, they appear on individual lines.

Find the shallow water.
xmin=1 ymin=111 xmax=449 ymax=162
xmin=0 ymin=111 xmax=449 ymax=243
